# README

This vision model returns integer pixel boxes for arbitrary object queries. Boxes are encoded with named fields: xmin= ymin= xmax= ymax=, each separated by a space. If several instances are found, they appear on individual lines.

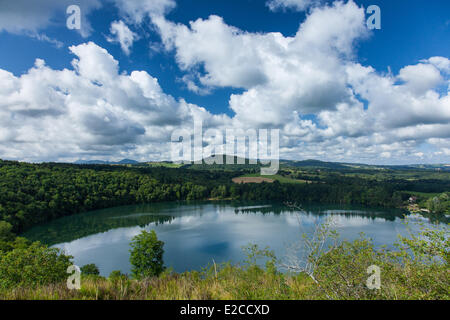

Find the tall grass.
xmin=0 ymin=264 xmax=316 ymax=300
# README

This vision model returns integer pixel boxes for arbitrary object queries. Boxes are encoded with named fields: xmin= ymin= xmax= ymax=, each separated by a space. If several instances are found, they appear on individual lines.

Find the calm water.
xmin=23 ymin=201 xmax=440 ymax=276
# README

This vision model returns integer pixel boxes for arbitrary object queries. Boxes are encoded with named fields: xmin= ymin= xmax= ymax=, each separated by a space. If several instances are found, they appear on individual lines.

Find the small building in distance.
xmin=408 ymin=196 xmax=417 ymax=204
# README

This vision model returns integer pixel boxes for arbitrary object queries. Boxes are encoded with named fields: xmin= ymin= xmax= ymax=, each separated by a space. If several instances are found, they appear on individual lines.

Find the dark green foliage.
xmin=129 ymin=230 xmax=165 ymax=279
xmin=0 ymin=160 xmax=235 ymax=233
xmin=0 ymin=221 xmax=15 ymax=242
xmin=0 ymin=236 xmax=31 ymax=253
xmin=81 ymin=263 xmax=100 ymax=276
xmin=0 ymin=241 xmax=73 ymax=289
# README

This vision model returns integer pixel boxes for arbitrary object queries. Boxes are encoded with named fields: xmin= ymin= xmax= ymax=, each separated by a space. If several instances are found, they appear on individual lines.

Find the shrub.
xmin=0 ymin=241 xmax=73 ymax=289
xmin=301 ymin=221 xmax=449 ymax=299
xmin=109 ymin=270 xmax=128 ymax=281
xmin=81 ymin=263 xmax=100 ymax=276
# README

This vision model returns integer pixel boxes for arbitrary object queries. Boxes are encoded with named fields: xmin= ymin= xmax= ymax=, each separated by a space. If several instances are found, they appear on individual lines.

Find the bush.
xmin=81 ymin=263 xmax=100 ymax=276
xmin=311 ymin=235 xmax=385 ymax=299
xmin=303 ymin=221 xmax=449 ymax=300
xmin=0 ymin=241 xmax=73 ymax=289
xmin=0 ymin=237 xmax=31 ymax=253
xmin=129 ymin=230 xmax=165 ymax=279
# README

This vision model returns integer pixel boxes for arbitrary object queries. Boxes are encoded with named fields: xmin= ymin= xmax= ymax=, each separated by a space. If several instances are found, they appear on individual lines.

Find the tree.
xmin=426 ymin=196 xmax=444 ymax=214
xmin=129 ymin=230 xmax=165 ymax=279
xmin=0 ymin=221 xmax=14 ymax=242
xmin=81 ymin=263 xmax=100 ymax=275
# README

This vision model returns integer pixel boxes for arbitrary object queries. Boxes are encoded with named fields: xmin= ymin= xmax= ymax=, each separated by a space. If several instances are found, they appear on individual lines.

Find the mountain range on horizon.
xmin=73 ymin=159 xmax=139 ymax=165
xmin=70 ymin=156 xmax=450 ymax=171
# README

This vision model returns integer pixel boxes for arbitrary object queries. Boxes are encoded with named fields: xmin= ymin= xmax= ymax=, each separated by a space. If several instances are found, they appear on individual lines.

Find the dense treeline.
xmin=0 ymin=160 xmax=449 ymax=234
xmin=0 ymin=160 xmax=234 ymax=233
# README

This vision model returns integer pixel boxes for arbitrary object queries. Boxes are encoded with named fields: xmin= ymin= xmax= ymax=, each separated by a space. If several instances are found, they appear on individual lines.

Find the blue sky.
xmin=0 ymin=0 xmax=449 ymax=164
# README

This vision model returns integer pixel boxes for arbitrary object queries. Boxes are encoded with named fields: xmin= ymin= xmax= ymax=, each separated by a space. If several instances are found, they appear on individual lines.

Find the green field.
xmin=142 ymin=162 xmax=184 ymax=168
xmin=239 ymin=173 xmax=311 ymax=184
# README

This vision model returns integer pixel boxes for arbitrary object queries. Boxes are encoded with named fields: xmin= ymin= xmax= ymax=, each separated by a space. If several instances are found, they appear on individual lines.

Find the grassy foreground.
xmin=0 ymin=266 xmax=316 ymax=300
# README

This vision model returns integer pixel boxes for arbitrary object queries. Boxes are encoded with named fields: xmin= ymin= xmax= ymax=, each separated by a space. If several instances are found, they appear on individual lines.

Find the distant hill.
xmin=280 ymin=159 xmax=348 ymax=169
xmin=74 ymin=159 xmax=138 ymax=165
xmin=71 ymin=156 xmax=449 ymax=172
xmin=186 ymin=156 xmax=367 ymax=171
xmin=118 ymin=159 xmax=139 ymax=164
xmin=186 ymin=156 xmax=450 ymax=172
xmin=283 ymin=160 xmax=450 ymax=171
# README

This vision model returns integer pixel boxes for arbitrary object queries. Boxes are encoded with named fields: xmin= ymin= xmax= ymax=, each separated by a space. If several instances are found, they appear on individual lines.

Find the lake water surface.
xmin=23 ymin=201 xmax=438 ymax=276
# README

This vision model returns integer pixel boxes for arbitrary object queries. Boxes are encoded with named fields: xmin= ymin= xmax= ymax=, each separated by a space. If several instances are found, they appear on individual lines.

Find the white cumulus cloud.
xmin=0 ymin=0 xmax=449 ymax=164
xmin=0 ymin=0 xmax=102 ymax=38
xmin=107 ymin=20 xmax=138 ymax=55
xmin=0 ymin=42 xmax=228 ymax=162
